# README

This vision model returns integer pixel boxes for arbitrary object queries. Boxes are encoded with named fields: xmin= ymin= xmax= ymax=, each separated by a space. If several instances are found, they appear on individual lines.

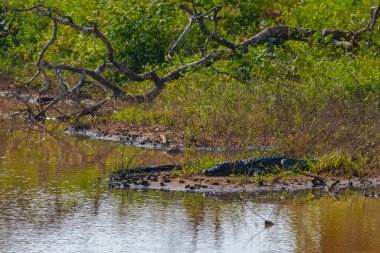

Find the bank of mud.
xmin=108 ymin=167 xmax=380 ymax=194
xmin=64 ymin=122 xmax=275 ymax=152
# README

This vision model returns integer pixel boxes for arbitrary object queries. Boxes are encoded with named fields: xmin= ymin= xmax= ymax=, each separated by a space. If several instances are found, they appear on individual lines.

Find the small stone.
xmin=160 ymin=182 xmax=165 ymax=186
xmin=140 ymin=180 xmax=150 ymax=186
xmin=264 ymin=220 xmax=274 ymax=228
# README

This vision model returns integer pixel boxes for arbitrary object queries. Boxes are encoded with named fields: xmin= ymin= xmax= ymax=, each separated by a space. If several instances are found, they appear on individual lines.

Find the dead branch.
xmin=73 ymin=98 xmax=110 ymax=120
xmin=167 ymin=17 xmax=196 ymax=58
xmin=34 ymin=70 xmax=87 ymax=119
xmin=179 ymin=4 xmax=238 ymax=50
xmin=294 ymin=169 xmax=341 ymax=197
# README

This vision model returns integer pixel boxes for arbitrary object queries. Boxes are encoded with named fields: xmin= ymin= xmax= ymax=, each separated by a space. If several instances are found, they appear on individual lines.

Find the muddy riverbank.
xmin=1 ymin=76 xmax=379 ymax=195
xmin=107 ymin=167 xmax=380 ymax=194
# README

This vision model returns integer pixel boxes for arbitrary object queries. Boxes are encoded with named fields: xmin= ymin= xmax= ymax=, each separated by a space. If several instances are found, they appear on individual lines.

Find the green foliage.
xmin=310 ymin=151 xmax=370 ymax=177
xmin=1 ymin=0 xmax=379 ymax=158
xmin=179 ymin=152 xmax=223 ymax=175
xmin=112 ymin=105 xmax=174 ymax=126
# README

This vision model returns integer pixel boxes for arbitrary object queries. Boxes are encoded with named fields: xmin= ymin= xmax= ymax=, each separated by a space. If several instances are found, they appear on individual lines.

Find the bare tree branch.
xmin=94 ymin=63 xmax=117 ymax=74
xmin=24 ymin=20 xmax=57 ymax=87
xmin=37 ymin=20 xmax=57 ymax=67
xmin=167 ymin=18 xmax=196 ymax=58
xmin=38 ymin=70 xmax=51 ymax=93
xmin=42 ymin=61 xmax=125 ymax=97
xmin=35 ymin=70 xmax=87 ymax=119
xmin=367 ymin=2 xmax=380 ymax=30
xmin=179 ymin=4 xmax=379 ymax=52
xmin=179 ymin=4 xmax=238 ymax=50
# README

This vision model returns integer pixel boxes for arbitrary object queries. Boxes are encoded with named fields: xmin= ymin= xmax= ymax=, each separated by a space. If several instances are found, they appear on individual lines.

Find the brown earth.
xmin=0 ymin=76 xmax=20 ymax=116
xmin=108 ymin=170 xmax=380 ymax=194
xmin=87 ymin=121 xmax=186 ymax=151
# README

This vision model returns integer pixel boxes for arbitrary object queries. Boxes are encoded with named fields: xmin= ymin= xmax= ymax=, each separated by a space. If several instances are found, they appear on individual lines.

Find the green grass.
xmin=112 ymin=105 xmax=174 ymax=126
xmin=179 ymin=155 xmax=223 ymax=176
xmin=310 ymin=151 xmax=371 ymax=178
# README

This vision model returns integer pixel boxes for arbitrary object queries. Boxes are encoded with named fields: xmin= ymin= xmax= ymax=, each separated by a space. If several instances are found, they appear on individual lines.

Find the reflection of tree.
xmin=0 ymin=128 xmax=9 ymax=163
xmin=211 ymin=204 xmax=224 ymax=251
xmin=318 ymin=197 xmax=380 ymax=252
xmin=0 ymin=124 xmax=116 ymax=231
xmin=92 ymin=181 xmax=102 ymax=215
xmin=182 ymin=193 xmax=206 ymax=252
xmin=181 ymin=194 xmax=265 ymax=251
xmin=291 ymin=195 xmax=380 ymax=252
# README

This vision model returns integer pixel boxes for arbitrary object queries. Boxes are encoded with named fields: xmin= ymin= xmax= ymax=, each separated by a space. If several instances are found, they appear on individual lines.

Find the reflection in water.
xmin=0 ymin=123 xmax=380 ymax=253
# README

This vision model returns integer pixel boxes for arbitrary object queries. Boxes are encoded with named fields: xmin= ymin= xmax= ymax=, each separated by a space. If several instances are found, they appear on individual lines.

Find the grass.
xmin=178 ymin=155 xmax=222 ymax=176
xmin=112 ymin=105 xmax=175 ymax=126
xmin=174 ymin=150 xmax=378 ymax=183
xmin=310 ymin=151 xmax=372 ymax=178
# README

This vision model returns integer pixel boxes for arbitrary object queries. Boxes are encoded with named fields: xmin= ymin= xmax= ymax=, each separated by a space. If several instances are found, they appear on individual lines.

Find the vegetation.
xmin=1 ymin=0 xmax=379 ymax=170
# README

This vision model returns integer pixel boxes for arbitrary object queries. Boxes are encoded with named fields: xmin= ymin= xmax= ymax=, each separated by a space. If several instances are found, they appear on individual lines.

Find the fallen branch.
xmin=294 ymin=169 xmax=341 ymax=197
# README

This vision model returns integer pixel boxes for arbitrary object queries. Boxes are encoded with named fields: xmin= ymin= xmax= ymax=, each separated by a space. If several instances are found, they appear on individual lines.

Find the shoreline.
xmin=108 ymin=170 xmax=380 ymax=194
xmin=63 ymin=126 xmax=275 ymax=152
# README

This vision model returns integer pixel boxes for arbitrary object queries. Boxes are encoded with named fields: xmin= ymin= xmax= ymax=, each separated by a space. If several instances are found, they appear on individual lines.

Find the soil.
xmin=0 ymin=76 xmax=20 ymax=117
xmin=108 ymin=169 xmax=380 ymax=194
xmin=70 ymin=122 xmax=186 ymax=152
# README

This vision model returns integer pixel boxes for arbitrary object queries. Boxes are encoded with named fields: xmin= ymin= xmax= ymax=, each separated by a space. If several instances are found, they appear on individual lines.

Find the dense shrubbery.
xmin=1 ymin=0 xmax=379 ymax=157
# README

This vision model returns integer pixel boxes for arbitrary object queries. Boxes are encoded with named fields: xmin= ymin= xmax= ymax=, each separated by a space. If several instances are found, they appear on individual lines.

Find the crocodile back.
xmin=203 ymin=156 xmax=317 ymax=176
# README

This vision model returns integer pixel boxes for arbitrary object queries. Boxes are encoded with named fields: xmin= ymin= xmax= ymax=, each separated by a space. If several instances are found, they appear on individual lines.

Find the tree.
xmin=2 ymin=1 xmax=380 ymax=121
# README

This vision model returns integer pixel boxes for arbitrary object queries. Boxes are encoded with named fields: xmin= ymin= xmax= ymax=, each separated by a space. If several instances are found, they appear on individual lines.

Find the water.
xmin=0 ymin=122 xmax=379 ymax=253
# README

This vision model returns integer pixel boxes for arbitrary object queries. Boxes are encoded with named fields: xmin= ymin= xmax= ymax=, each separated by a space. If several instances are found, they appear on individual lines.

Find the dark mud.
xmin=64 ymin=127 xmax=178 ymax=151
xmin=108 ymin=169 xmax=380 ymax=194
xmin=64 ymin=126 xmax=274 ymax=152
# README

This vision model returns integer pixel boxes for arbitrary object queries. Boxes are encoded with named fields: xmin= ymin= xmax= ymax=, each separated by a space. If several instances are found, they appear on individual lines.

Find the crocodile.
xmin=203 ymin=156 xmax=316 ymax=176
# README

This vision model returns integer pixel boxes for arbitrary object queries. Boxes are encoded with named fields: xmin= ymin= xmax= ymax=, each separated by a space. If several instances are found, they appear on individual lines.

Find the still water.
xmin=0 ymin=122 xmax=379 ymax=253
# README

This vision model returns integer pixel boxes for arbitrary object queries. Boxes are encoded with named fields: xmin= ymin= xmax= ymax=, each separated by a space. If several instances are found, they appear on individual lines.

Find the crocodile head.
xmin=203 ymin=162 xmax=235 ymax=176
xmin=281 ymin=158 xmax=314 ymax=171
